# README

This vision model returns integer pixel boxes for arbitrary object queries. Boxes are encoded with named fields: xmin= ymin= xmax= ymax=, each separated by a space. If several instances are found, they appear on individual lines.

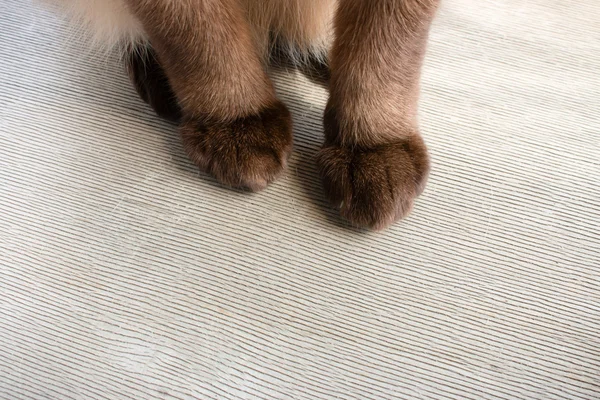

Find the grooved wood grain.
xmin=1 ymin=0 xmax=599 ymax=399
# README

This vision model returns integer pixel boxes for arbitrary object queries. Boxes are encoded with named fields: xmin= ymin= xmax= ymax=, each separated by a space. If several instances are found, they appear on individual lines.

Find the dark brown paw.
xmin=180 ymin=102 xmax=293 ymax=191
xmin=126 ymin=44 xmax=182 ymax=122
xmin=316 ymin=136 xmax=430 ymax=230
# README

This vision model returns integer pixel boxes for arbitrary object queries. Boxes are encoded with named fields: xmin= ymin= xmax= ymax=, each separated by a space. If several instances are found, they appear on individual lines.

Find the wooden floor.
xmin=1 ymin=0 xmax=599 ymax=398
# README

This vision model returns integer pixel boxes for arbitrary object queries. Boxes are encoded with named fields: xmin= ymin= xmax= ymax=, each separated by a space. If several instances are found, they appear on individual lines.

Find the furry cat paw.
xmin=180 ymin=101 xmax=293 ymax=191
xmin=316 ymin=136 xmax=430 ymax=230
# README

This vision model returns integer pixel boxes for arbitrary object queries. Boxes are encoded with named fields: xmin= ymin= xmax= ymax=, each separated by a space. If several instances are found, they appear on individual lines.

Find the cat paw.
xmin=126 ymin=45 xmax=182 ymax=122
xmin=180 ymin=101 xmax=293 ymax=191
xmin=316 ymin=136 xmax=430 ymax=230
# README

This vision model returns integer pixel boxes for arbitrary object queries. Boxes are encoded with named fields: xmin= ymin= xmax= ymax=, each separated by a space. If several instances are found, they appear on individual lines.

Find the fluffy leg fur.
xmin=317 ymin=0 xmax=437 ymax=230
xmin=244 ymin=0 xmax=336 ymax=61
xmin=124 ymin=0 xmax=334 ymax=121
xmin=44 ymin=0 xmax=145 ymax=47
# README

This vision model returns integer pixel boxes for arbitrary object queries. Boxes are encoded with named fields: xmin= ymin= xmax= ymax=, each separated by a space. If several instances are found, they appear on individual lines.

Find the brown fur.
xmin=48 ymin=0 xmax=439 ymax=230
xmin=317 ymin=0 xmax=439 ymax=229
xmin=317 ymin=118 xmax=430 ymax=230
xmin=180 ymin=101 xmax=293 ymax=192
xmin=328 ymin=0 xmax=439 ymax=146
xmin=124 ymin=0 xmax=278 ymax=120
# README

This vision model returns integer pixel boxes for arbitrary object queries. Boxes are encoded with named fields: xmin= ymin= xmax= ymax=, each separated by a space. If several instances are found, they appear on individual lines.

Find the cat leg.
xmin=124 ymin=0 xmax=292 ymax=191
xmin=316 ymin=0 xmax=438 ymax=230
xmin=125 ymin=44 xmax=182 ymax=122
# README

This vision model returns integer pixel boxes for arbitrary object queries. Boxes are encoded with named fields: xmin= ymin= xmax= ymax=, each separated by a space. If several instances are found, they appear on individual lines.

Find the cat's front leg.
xmin=317 ymin=0 xmax=438 ymax=230
xmin=124 ymin=0 xmax=292 ymax=191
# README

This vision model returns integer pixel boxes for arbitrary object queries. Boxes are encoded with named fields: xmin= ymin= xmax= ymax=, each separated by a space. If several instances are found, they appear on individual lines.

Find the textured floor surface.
xmin=1 ymin=0 xmax=599 ymax=399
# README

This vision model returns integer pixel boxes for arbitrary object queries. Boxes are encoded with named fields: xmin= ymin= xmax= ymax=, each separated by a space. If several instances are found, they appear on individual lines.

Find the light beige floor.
xmin=1 ymin=0 xmax=599 ymax=399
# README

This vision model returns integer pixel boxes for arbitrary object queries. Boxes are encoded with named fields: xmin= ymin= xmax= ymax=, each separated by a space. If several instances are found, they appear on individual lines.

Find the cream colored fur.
xmin=244 ymin=0 xmax=336 ymax=59
xmin=45 ymin=0 xmax=146 ymax=47
xmin=45 ymin=0 xmax=336 ymax=57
